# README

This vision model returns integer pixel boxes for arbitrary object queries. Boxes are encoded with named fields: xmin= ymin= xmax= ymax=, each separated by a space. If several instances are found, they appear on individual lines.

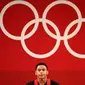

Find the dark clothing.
xmin=26 ymin=80 xmax=59 ymax=85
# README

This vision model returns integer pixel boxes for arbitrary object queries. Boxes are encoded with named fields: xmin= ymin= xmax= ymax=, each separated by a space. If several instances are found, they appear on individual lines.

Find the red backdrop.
xmin=0 ymin=0 xmax=85 ymax=85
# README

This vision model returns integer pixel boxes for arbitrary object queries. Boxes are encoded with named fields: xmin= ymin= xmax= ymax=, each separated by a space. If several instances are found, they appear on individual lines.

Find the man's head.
xmin=35 ymin=62 xmax=49 ymax=79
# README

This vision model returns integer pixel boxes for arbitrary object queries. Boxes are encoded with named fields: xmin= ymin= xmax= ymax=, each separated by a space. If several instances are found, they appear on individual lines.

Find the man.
xmin=26 ymin=62 xmax=59 ymax=85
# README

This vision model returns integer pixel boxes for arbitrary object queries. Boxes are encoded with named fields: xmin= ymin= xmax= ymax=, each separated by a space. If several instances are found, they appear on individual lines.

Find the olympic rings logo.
xmin=0 ymin=0 xmax=85 ymax=59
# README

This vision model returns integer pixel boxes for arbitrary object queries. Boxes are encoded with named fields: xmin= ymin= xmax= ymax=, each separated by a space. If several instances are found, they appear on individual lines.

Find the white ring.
xmin=64 ymin=18 xmax=85 ymax=58
xmin=64 ymin=19 xmax=82 ymax=39
xmin=0 ymin=0 xmax=85 ymax=58
xmin=42 ymin=1 xmax=82 ymax=40
xmin=0 ymin=1 xmax=39 ymax=40
xmin=21 ymin=18 xmax=60 ymax=58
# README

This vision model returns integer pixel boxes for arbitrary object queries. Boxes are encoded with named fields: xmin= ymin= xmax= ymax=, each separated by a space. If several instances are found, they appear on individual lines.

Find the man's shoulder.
xmin=26 ymin=79 xmax=59 ymax=85
xmin=51 ymin=80 xmax=59 ymax=85
xmin=26 ymin=80 xmax=34 ymax=85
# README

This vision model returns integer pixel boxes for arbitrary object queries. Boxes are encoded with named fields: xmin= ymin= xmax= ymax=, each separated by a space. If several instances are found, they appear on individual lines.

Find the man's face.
xmin=35 ymin=65 xmax=49 ymax=79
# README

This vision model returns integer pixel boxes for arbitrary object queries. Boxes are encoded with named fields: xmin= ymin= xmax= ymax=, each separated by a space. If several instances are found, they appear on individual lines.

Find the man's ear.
xmin=47 ymin=70 xmax=49 ymax=75
xmin=35 ymin=71 xmax=37 ymax=75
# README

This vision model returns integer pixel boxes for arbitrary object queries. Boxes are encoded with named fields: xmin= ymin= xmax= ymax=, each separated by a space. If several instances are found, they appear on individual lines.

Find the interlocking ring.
xmin=0 ymin=0 xmax=85 ymax=58
xmin=0 ymin=1 xmax=39 ymax=40
xmin=21 ymin=18 xmax=60 ymax=58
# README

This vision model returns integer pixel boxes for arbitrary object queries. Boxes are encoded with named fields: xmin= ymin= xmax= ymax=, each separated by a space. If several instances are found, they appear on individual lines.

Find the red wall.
xmin=0 ymin=0 xmax=85 ymax=85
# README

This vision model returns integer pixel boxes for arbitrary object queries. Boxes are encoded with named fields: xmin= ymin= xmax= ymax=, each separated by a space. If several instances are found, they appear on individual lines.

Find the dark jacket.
xmin=26 ymin=80 xmax=59 ymax=85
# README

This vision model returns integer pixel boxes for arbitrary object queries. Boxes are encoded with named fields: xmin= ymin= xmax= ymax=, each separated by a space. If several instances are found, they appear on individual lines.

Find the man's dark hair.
xmin=35 ymin=62 xmax=48 ymax=70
